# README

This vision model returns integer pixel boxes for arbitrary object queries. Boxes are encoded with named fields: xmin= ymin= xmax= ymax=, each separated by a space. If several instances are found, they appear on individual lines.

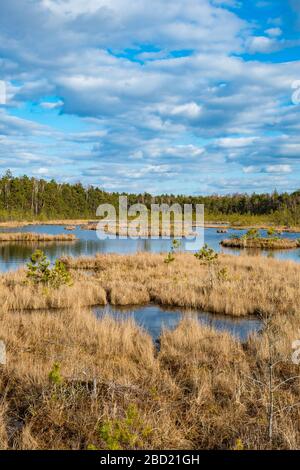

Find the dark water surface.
xmin=0 ymin=224 xmax=300 ymax=272
xmin=94 ymin=304 xmax=262 ymax=342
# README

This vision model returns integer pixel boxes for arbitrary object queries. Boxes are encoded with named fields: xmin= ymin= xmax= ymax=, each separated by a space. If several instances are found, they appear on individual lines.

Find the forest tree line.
xmin=1 ymin=170 xmax=300 ymax=225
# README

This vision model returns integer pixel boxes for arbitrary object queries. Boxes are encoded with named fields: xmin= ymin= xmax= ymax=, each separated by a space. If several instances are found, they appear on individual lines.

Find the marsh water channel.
xmin=94 ymin=304 xmax=262 ymax=342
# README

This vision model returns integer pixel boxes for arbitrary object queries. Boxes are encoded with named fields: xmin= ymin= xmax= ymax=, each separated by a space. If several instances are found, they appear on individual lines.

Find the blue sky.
xmin=1 ymin=0 xmax=300 ymax=195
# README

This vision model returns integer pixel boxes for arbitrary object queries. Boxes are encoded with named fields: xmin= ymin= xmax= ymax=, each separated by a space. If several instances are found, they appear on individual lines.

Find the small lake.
xmin=94 ymin=304 xmax=262 ymax=342
xmin=0 ymin=224 xmax=300 ymax=272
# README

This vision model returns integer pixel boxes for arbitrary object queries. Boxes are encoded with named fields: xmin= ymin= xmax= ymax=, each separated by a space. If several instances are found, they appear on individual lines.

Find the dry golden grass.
xmin=103 ymin=223 xmax=198 ymax=237
xmin=108 ymin=281 xmax=151 ymax=305
xmin=0 ymin=269 xmax=106 ymax=311
xmin=0 ymin=251 xmax=299 ymax=449
xmin=0 ymin=220 xmax=98 ymax=228
xmin=80 ymin=223 xmax=98 ymax=230
xmin=0 ymin=403 xmax=8 ymax=450
xmin=160 ymin=315 xmax=300 ymax=450
xmin=221 ymin=237 xmax=299 ymax=249
xmin=0 ymin=305 xmax=300 ymax=449
xmin=62 ymin=252 xmax=300 ymax=316
xmin=0 ymin=307 xmax=171 ymax=450
xmin=0 ymin=233 xmax=76 ymax=242
xmin=1 ymin=251 xmax=300 ymax=315
xmin=0 ymin=308 xmax=155 ymax=384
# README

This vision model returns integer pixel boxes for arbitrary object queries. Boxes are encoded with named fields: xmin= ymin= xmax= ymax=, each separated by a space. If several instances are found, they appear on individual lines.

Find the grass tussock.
xmin=0 ymin=269 xmax=106 ymax=311
xmin=80 ymin=222 xmax=195 ymax=237
xmin=0 ymin=307 xmax=300 ymax=449
xmin=0 ymin=233 xmax=76 ymax=242
xmin=61 ymin=252 xmax=300 ymax=317
xmin=104 ymin=224 xmax=197 ymax=237
xmin=1 ymin=251 xmax=300 ymax=315
xmin=221 ymin=237 xmax=300 ymax=250
xmin=0 ymin=220 xmax=98 ymax=228
xmin=80 ymin=223 xmax=98 ymax=230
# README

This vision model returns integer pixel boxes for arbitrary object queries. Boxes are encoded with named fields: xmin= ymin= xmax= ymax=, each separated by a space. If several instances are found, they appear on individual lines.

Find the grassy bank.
xmin=0 ymin=268 xmax=106 ymax=311
xmin=0 ymin=233 xmax=76 ymax=242
xmin=0 ymin=252 xmax=299 ymax=316
xmin=2 ymin=216 xmax=300 ymax=233
xmin=103 ymin=224 xmax=197 ymax=237
xmin=60 ymin=252 xmax=300 ymax=317
xmin=221 ymin=237 xmax=300 ymax=250
xmin=0 ymin=304 xmax=299 ymax=449
xmin=0 ymin=220 xmax=97 ymax=229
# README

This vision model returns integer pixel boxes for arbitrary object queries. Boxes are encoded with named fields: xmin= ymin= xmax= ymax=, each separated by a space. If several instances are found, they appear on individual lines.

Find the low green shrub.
xmin=194 ymin=244 xmax=218 ymax=264
xmin=99 ymin=404 xmax=152 ymax=450
xmin=48 ymin=362 xmax=63 ymax=385
xmin=26 ymin=250 xmax=72 ymax=288
xmin=164 ymin=239 xmax=181 ymax=264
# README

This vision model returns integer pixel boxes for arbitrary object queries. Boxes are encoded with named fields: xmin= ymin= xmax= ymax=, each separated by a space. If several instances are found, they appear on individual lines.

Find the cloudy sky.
xmin=0 ymin=0 xmax=300 ymax=194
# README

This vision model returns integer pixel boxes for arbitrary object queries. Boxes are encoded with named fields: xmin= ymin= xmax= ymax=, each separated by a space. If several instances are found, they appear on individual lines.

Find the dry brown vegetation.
xmin=0 ymin=269 xmax=106 ymax=311
xmin=0 ymin=220 xmax=98 ymax=228
xmin=0 ymin=251 xmax=299 ymax=315
xmin=80 ymin=223 xmax=98 ymax=230
xmin=104 ymin=223 xmax=198 ymax=238
xmin=0 ymin=305 xmax=300 ymax=450
xmin=0 ymin=252 xmax=300 ymax=449
xmin=221 ymin=237 xmax=300 ymax=250
xmin=0 ymin=233 xmax=76 ymax=242
xmin=61 ymin=252 xmax=300 ymax=317
xmin=80 ymin=221 xmax=196 ymax=237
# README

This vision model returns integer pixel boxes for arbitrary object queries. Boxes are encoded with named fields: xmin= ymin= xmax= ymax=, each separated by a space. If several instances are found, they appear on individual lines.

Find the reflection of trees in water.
xmin=0 ymin=241 xmax=75 ymax=263
xmin=0 ymin=236 xmax=173 ymax=270
xmin=222 ymin=245 xmax=300 ymax=261
xmin=1 ymin=240 xmax=112 ymax=263
xmin=136 ymin=238 xmax=171 ymax=252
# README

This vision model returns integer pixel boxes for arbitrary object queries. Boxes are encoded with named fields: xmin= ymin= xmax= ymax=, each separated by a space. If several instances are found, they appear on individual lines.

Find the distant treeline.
xmin=1 ymin=170 xmax=300 ymax=225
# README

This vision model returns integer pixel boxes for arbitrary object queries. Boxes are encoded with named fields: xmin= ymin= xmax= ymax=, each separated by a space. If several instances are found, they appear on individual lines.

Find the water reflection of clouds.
xmin=95 ymin=304 xmax=262 ymax=343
